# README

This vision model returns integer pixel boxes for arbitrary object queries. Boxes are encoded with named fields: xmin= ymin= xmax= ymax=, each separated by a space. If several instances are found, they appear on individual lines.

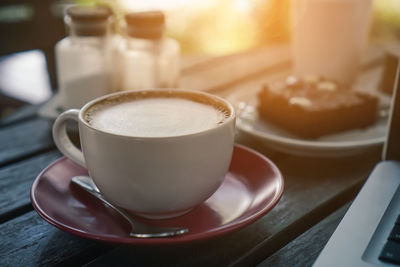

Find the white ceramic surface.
xmin=52 ymin=89 xmax=236 ymax=219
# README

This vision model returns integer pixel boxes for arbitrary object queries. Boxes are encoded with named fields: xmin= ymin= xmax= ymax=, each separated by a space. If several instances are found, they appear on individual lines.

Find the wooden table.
xmin=0 ymin=43 xmax=393 ymax=266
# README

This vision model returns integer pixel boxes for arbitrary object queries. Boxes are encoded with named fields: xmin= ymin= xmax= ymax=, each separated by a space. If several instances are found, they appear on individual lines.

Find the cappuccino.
xmin=85 ymin=91 xmax=230 ymax=137
xmin=53 ymin=89 xmax=235 ymax=218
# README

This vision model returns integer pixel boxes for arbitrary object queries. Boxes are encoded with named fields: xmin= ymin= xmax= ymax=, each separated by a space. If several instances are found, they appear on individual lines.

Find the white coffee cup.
xmin=291 ymin=0 xmax=372 ymax=85
xmin=52 ymin=89 xmax=235 ymax=219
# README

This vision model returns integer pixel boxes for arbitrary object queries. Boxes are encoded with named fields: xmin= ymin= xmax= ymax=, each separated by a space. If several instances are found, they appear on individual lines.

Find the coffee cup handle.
xmin=52 ymin=109 xmax=86 ymax=168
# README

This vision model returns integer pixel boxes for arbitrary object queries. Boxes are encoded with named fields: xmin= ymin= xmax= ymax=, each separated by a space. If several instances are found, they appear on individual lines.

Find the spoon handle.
xmin=71 ymin=176 xmax=135 ymax=225
xmin=71 ymin=175 xmax=189 ymax=238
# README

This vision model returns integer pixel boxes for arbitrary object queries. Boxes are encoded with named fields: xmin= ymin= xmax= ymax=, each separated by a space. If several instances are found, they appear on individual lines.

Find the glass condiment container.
xmin=55 ymin=6 xmax=114 ymax=109
xmin=116 ymin=11 xmax=180 ymax=91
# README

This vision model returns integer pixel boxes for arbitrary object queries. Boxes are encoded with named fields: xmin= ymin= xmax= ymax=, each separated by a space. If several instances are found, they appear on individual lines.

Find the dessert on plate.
xmin=257 ymin=76 xmax=379 ymax=139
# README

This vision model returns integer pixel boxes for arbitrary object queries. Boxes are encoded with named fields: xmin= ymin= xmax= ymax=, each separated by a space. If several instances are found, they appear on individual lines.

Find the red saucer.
xmin=31 ymin=144 xmax=284 ymax=245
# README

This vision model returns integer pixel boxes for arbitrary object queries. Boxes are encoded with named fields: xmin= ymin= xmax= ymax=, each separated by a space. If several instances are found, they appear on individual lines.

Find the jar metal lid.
xmin=66 ymin=6 xmax=112 ymax=36
xmin=67 ymin=6 xmax=112 ymax=23
xmin=125 ymin=11 xmax=165 ymax=27
xmin=125 ymin=11 xmax=165 ymax=39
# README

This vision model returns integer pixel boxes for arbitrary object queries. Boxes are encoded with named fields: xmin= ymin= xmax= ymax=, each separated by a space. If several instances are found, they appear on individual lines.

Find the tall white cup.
xmin=291 ymin=0 xmax=373 ymax=84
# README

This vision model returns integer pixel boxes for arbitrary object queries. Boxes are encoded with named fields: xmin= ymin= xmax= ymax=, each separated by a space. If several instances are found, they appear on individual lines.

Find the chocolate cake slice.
xmin=257 ymin=76 xmax=379 ymax=139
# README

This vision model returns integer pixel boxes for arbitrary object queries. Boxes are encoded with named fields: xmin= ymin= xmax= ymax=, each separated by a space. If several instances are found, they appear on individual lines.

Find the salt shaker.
xmin=117 ymin=11 xmax=180 ymax=91
xmin=55 ymin=6 xmax=114 ymax=109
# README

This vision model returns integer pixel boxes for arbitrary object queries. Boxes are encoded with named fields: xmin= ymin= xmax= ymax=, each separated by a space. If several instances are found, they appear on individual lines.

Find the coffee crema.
xmin=84 ymin=92 xmax=230 ymax=137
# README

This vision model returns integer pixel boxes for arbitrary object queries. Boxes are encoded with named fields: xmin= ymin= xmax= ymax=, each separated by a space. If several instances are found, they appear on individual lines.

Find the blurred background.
xmin=0 ymin=0 xmax=399 ymax=117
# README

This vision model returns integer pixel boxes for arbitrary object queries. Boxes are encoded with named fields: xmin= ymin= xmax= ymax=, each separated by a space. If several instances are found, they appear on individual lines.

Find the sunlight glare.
xmin=234 ymin=0 xmax=251 ymax=13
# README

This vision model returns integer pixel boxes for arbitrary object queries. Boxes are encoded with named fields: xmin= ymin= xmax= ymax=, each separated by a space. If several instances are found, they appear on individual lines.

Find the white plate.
xmin=227 ymin=87 xmax=389 ymax=157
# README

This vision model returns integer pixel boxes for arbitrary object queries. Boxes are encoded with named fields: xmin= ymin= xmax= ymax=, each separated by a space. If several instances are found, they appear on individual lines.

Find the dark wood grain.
xmin=0 ymin=150 xmax=61 ymax=223
xmin=0 ymin=104 xmax=41 ymax=128
xmin=0 ymin=211 xmax=113 ymax=267
xmin=0 ymin=118 xmax=54 ymax=167
xmin=180 ymin=45 xmax=291 ymax=94
xmin=257 ymin=203 xmax=351 ymax=267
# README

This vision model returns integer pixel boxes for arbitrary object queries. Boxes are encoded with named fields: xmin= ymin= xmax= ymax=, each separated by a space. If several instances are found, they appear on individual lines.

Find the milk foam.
xmin=86 ymin=97 xmax=227 ymax=137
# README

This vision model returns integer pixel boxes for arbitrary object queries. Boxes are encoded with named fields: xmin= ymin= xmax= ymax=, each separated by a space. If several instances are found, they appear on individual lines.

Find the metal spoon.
xmin=71 ymin=175 xmax=188 ymax=238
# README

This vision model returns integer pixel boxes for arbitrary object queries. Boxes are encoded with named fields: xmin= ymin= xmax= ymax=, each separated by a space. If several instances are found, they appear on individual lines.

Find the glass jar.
xmin=55 ymin=6 xmax=114 ymax=109
xmin=116 ymin=11 xmax=180 ymax=91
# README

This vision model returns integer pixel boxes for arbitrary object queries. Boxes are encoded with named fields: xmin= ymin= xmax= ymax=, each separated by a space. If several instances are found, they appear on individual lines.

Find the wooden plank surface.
xmin=0 ymin=151 xmax=61 ymax=223
xmin=258 ymin=202 xmax=351 ymax=267
xmin=0 ymin=105 xmax=41 ymax=128
xmin=0 ymin=118 xmax=54 ymax=167
xmin=180 ymin=45 xmax=291 ymax=93
xmin=0 ymin=211 xmax=112 ymax=267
